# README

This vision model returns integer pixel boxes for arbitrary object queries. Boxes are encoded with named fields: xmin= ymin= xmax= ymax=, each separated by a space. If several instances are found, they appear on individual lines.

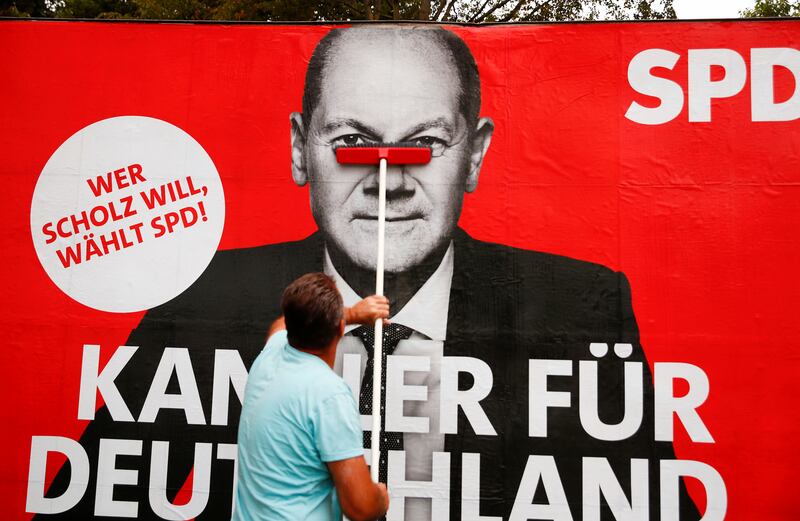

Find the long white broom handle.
xmin=370 ymin=157 xmax=387 ymax=483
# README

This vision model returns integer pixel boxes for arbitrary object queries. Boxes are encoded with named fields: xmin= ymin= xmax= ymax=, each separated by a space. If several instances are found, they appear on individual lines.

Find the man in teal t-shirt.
xmin=233 ymin=273 xmax=390 ymax=521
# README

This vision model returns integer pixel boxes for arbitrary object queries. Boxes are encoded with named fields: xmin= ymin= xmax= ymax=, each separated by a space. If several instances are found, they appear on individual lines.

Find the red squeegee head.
xmin=335 ymin=142 xmax=432 ymax=165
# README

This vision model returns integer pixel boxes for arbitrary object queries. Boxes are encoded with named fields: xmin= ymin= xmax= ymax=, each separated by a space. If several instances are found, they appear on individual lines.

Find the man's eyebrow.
xmin=404 ymin=117 xmax=455 ymax=138
xmin=320 ymin=118 xmax=380 ymax=137
xmin=320 ymin=117 xmax=456 ymax=140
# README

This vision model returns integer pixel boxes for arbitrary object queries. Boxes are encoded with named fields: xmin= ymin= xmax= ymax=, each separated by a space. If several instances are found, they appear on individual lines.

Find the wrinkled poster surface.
xmin=2 ymin=19 xmax=799 ymax=521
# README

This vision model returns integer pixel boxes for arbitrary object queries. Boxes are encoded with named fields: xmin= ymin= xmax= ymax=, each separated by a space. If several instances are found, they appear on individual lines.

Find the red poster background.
xmin=2 ymin=19 xmax=799 ymax=520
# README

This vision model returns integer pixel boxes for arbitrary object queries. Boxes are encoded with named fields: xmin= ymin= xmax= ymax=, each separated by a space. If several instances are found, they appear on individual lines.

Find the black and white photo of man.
xmin=42 ymin=25 xmax=700 ymax=521
xmin=290 ymin=28 xmax=493 ymax=519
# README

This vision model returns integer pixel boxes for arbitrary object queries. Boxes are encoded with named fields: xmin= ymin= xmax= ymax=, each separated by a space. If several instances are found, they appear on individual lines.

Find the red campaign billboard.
xmin=2 ymin=18 xmax=799 ymax=521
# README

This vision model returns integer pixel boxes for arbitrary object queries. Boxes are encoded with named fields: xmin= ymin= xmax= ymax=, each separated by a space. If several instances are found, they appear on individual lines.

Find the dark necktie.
xmin=352 ymin=323 xmax=414 ymax=484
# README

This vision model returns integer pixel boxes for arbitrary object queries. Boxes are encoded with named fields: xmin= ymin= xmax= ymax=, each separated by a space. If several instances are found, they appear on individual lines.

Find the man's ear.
xmin=290 ymin=112 xmax=308 ymax=186
xmin=465 ymin=117 xmax=494 ymax=193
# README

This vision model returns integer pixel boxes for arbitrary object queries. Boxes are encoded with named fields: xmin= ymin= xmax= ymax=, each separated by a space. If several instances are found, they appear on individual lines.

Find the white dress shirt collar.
xmin=323 ymin=242 xmax=454 ymax=341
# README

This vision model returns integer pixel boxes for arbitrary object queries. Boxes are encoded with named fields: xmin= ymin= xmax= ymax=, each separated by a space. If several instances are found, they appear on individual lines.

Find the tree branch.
xmin=437 ymin=0 xmax=456 ymax=22
xmin=431 ymin=0 xmax=446 ymax=19
xmin=468 ymin=0 xmax=495 ymax=22
xmin=341 ymin=0 xmax=367 ymax=18
xmin=499 ymin=0 xmax=528 ymax=21
xmin=439 ymin=0 xmax=456 ymax=20
xmin=474 ymin=0 xmax=515 ymax=21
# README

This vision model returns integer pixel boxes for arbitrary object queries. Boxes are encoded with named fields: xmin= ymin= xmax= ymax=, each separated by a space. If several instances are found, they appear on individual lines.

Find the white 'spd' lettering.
xmin=626 ymin=47 xmax=800 ymax=124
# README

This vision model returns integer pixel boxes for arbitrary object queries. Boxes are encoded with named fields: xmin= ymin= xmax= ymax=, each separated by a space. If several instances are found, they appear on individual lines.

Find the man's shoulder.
xmin=454 ymin=228 xmax=624 ymax=288
xmin=452 ymin=229 xmax=634 ymax=333
xmin=283 ymin=352 xmax=352 ymax=406
xmin=141 ymin=234 xmax=323 ymax=325
xmin=310 ymin=366 xmax=352 ymax=398
xmin=451 ymin=229 xmax=638 ymax=348
xmin=198 ymin=233 xmax=324 ymax=287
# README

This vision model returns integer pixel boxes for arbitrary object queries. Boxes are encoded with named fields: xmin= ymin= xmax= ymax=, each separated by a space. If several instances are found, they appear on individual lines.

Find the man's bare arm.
xmin=344 ymin=295 xmax=390 ymax=325
xmin=327 ymin=456 xmax=389 ymax=521
xmin=266 ymin=295 xmax=390 ymax=342
xmin=325 ymin=295 xmax=392 ymax=520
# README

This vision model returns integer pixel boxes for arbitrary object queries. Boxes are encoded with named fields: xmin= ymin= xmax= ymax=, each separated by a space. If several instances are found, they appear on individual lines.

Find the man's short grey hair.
xmin=301 ymin=26 xmax=482 ymax=132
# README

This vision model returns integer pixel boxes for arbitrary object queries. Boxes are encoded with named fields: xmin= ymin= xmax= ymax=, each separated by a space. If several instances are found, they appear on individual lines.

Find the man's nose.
xmin=363 ymin=164 xmax=413 ymax=196
xmin=384 ymin=164 xmax=410 ymax=192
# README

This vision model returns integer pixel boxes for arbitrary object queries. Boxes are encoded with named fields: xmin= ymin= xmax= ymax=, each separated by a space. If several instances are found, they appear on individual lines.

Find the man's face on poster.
xmin=291 ymin=29 xmax=493 ymax=273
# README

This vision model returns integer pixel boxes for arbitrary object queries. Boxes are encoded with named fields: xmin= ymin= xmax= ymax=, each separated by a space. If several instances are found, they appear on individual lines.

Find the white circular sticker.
xmin=30 ymin=116 xmax=225 ymax=313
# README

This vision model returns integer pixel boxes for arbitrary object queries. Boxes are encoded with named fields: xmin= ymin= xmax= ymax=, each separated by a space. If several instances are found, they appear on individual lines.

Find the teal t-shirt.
xmin=232 ymin=330 xmax=364 ymax=521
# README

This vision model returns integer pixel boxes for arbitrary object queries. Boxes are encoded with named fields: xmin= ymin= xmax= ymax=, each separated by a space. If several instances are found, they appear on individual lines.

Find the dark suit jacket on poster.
xmin=40 ymin=229 xmax=699 ymax=520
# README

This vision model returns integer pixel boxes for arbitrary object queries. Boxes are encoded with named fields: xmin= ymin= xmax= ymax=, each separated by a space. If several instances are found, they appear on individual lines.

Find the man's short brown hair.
xmin=281 ymin=273 xmax=344 ymax=350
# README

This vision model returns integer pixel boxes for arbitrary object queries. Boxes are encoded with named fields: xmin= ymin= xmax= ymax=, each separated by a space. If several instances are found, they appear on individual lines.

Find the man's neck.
xmin=327 ymin=244 xmax=448 ymax=313
xmin=296 ymin=344 xmax=336 ymax=369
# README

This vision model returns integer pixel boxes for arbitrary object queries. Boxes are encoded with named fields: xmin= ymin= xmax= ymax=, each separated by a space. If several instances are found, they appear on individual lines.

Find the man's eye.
xmin=413 ymin=136 xmax=438 ymax=146
xmin=333 ymin=134 xmax=370 ymax=147
xmin=412 ymin=136 xmax=446 ymax=156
